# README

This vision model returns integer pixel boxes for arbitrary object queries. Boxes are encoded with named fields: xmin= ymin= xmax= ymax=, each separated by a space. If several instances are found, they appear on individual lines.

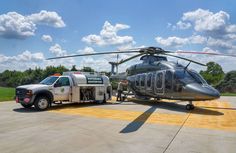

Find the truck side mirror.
xmin=54 ymin=82 xmax=61 ymax=87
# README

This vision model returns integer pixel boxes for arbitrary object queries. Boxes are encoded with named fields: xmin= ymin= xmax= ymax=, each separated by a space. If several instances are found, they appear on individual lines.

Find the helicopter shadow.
xmin=120 ymin=105 xmax=157 ymax=133
xmin=119 ymin=100 xmax=224 ymax=116
xmin=119 ymin=100 xmax=224 ymax=133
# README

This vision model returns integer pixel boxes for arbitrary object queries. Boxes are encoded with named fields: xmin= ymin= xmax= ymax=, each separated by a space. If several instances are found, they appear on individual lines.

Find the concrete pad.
xmin=0 ymin=96 xmax=236 ymax=153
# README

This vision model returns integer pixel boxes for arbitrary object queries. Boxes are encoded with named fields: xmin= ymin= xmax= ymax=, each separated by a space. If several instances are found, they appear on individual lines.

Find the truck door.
xmin=53 ymin=77 xmax=71 ymax=101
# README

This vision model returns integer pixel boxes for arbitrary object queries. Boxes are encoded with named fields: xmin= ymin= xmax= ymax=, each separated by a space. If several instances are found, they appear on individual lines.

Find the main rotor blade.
xmin=118 ymin=53 xmax=144 ymax=65
xmin=164 ymin=53 xmax=206 ymax=66
xmin=173 ymin=51 xmax=236 ymax=57
xmin=47 ymin=50 xmax=140 ymax=60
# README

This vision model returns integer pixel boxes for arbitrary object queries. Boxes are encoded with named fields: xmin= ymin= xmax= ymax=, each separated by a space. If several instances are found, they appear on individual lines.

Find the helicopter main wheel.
xmin=186 ymin=104 xmax=194 ymax=110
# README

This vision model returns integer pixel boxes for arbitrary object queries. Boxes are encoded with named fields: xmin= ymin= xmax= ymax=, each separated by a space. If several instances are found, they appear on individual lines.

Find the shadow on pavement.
xmin=13 ymin=107 xmax=39 ymax=113
xmin=13 ymin=100 xmax=224 ymax=116
xmin=13 ymin=102 xmax=119 ymax=113
xmin=202 ymin=106 xmax=236 ymax=110
xmin=120 ymin=106 xmax=157 ymax=133
xmin=117 ymin=100 xmax=224 ymax=116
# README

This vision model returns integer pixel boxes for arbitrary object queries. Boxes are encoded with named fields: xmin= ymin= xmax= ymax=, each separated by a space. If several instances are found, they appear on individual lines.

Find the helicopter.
xmin=47 ymin=47 xmax=236 ymax=110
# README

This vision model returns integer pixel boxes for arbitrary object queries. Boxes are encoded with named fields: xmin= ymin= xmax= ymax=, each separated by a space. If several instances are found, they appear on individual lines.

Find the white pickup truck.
xmin=15 ymin=72 xmax=112 ymax=111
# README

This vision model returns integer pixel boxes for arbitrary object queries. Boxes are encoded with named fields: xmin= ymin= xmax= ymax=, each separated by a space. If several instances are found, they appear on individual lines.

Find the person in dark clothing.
xmin=116 ymin=81 xmax=123 ymax=101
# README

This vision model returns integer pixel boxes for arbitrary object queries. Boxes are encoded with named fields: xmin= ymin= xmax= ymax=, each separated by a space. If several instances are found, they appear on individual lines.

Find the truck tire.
xmin=34 ymin=96 xmax=50 ymax=111
xmin=21 ymin=103 xmax=33 ymax=108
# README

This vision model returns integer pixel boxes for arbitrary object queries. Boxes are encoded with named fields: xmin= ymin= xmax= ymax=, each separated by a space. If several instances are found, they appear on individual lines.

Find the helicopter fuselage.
xmin=125 ymin=56 xmax=220 ymax=101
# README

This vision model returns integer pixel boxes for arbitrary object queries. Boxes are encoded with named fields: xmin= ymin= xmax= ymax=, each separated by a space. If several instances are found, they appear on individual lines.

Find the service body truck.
xmin=15 ymin=72 xmax=112 ymax=111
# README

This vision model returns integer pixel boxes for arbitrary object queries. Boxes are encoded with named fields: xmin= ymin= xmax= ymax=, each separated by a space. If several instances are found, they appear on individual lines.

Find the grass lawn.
xmin=221 ymin=93 xmax=236 ymax=96
xmin=0 ymin=87 xmax=15 ymax=102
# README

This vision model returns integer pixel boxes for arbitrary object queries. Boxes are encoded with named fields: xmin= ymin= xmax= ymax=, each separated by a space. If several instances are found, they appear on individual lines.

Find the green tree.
xmin=216 ymin=71 xmax=236 ymax=93
xmin=81 ymin=66 xmax=94 ymax=72
xmin=199 ymin=62 xmax=224 ymax=86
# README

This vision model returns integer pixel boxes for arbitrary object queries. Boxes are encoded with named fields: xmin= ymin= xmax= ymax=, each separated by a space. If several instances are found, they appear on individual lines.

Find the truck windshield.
xmin=40 ymin=76 xmax=59 ymax=85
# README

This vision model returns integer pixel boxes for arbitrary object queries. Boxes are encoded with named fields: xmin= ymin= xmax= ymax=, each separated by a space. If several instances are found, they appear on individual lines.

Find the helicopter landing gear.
xmin=186 ymin=101 xmax=194 ymax=110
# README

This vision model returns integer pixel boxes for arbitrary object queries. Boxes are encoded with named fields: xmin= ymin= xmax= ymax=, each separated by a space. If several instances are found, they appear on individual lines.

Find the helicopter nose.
xmin=185 ymin=83 xmax=220 ymax=100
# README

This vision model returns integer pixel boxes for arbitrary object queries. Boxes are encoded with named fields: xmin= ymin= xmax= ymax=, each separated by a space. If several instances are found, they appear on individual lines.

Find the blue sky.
xmin=0 ymin=0 xmax=236 ymax=72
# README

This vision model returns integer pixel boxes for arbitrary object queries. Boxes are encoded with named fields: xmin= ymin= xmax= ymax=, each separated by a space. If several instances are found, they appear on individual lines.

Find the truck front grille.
xmin=16 ymin=88 xmax=27 ymax=97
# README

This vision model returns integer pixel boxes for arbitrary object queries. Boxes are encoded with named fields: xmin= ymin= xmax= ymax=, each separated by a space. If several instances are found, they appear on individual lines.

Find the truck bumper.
xmin=16 ymin=95 xmax=36 ymax=105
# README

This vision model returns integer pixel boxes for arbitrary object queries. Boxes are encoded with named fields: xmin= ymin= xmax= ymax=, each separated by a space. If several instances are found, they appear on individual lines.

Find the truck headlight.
xmin=26 ymin=90 xmax=33 ymax=96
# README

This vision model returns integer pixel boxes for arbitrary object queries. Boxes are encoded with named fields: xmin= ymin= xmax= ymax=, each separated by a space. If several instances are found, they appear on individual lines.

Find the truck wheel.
xmin=34 ymin=96 xmax=50 ymax=111
xmin=21 ymin=103 xmax=33 ymax=108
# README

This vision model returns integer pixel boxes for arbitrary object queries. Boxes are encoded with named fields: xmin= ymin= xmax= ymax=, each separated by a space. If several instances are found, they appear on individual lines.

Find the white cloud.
xmin=155 ymin=36 xmax=189 ymax=48
xmin=77 ymin=46 xmax=96 ymax=54
xmin=176 ymin=21 xmax=191 ymax=29
xmin=41 ymin=34 xmax=53 ymax=42
xmin=226 ymin=25 xmax=236 ymax=33
xmin=182 ymin=9 xmax=229 ymax=33
xmin=82 ymin=21 xmax=135 ymax=47
xmin=173 ymin=47 xmax=236 ymax=72
xmin=158 ymin=9 xmax=236 ymax=53
xmin=0 ymin=11 xmax=65 ymax=39
xmin=177 ymin=9 xmax=236 ymax=40
xmin=47 ymin=43 xmax=76 ymax=68
xmin=0 ymin=51 xmax=45 ymax=72
xmin=79 ymin=57 xmax=110 ymax=71
xmin=207 ymin=37 xmax=235 ymax=50
xmin=0 ymin=12 xmax=36 ymax=39
xmin=155 ymin=35 xmax=206 ymax=48
xmin=49 ymin=43 xmax=67 ymax=56
xmin=190 ymin=35 xmax=207 ymax=44
xmin=28 ymin=10 xmax=65 ymax=28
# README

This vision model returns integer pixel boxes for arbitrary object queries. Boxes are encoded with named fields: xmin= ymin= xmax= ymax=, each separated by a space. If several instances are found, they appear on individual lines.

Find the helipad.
xmin=0 ymin=96 xmax=235 ymax=153
xmin=50 ymin=99 xmax=236 ymax=132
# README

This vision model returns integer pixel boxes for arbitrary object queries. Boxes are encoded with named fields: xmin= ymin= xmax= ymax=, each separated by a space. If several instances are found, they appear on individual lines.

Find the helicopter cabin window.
xmin=156 ymin=73 xmax=163 ymax=89
xmin=135 ymin=75 xmax=140 ymax=87
xmin=147 ymin=73 xmax=152 ymax=88
xmin=140 ymin=74 xmax=145 ymax=87
xmin=165 ymin=71 xmax=172 ymax=90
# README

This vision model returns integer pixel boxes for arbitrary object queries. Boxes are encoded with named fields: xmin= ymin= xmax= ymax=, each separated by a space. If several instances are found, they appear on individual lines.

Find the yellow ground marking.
xmin=186 ymin=101 xmax=236 ymax=131
xmin=50 ymin=106 xmax=188 ymax=125
xmin=50 ymin=100 xmax=236 ymax=131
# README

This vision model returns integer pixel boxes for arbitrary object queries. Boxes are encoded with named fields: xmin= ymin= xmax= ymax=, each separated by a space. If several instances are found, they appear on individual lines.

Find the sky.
xmin=0 ymin=0 xmax=236 ymax=72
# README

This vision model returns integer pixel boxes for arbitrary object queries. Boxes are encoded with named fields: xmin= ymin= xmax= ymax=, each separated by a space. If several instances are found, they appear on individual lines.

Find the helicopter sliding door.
xmin=155 ymin=71 xmax=164 ymax=95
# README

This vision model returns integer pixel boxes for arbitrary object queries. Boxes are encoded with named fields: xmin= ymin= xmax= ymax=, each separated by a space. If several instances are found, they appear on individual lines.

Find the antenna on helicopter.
xmin=184 ymin=61 xmax=191 ymax=70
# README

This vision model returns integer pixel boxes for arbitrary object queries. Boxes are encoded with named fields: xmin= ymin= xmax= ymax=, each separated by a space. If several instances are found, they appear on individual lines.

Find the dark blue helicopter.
xmin=47 ymin=47 xmax=236 ymax=110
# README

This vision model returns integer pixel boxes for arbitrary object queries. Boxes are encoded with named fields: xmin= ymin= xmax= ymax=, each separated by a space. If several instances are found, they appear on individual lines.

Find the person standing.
xmin=116 ymin=81 xmax=123 ymax=101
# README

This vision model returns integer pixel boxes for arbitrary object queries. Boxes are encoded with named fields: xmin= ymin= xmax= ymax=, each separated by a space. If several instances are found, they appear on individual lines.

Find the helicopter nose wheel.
xmin=186 ymin=101 xmax=195 ymax=110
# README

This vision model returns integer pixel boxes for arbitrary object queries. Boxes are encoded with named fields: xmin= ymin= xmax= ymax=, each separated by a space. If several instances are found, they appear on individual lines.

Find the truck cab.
xmin=16 ymin=72 xmax=112 ymax=111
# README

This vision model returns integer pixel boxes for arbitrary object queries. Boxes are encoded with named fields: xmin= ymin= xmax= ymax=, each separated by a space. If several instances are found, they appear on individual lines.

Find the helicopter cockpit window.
xmin=165 ymin=71 xmax=172 ymax=90
xmin=174 ymin=70 xmax=195 ymax=84
xmin=188 ymin=70 xmax=207 ymax=85
xmin=135 ymin=75 xmax=140 ymax=87
xmin=156 ymin=73 xmax=163 ymax=88
xmin=140 ymin=75 xmax=145 ymax=87
xmin=147 ymin=73 xmax=152 ymax=88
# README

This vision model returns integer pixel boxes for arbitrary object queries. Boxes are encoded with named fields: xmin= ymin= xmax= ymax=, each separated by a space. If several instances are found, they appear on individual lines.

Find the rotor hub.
xmin=140 ymin=47 xmax=164 ymax=55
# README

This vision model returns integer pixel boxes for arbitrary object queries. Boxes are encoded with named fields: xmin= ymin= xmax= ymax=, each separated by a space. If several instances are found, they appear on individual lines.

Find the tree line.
xmin=200 ymin=62 xmax=236 ymax=93
xmin=0 ymin=65 xmax=101 ymax=87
